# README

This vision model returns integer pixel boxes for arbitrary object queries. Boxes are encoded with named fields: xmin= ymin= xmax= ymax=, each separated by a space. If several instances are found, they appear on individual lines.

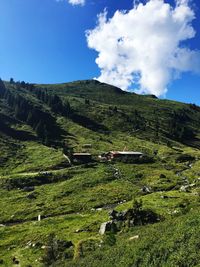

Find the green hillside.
xmin=1 ymin=79 xmax=200 ymax=266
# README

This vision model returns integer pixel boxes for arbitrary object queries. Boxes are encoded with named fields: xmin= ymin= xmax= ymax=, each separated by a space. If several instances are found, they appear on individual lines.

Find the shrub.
xmin=176 ymin=154 xmax=195 ymax=163
xmin=42 ymin=233 xmax=73 ymax=266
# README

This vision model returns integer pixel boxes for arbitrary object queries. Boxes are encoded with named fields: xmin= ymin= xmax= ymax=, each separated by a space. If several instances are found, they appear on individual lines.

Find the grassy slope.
xmin=68 ymin=207 xmax=200 ymax=267
xmin=1 ymin=80 xmax=200 ymax=266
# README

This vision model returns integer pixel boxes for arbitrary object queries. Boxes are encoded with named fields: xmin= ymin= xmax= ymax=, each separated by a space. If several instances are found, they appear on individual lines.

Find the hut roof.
xmin=110 ymin=151 xmax=143 ymax=155
xmin=73 ymin=153 xmax=92 ymax=156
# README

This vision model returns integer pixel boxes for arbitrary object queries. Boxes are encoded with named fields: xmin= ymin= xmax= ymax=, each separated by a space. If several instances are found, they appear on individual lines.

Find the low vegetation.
xmin=0 ymin=79 xmax=200 ymax=266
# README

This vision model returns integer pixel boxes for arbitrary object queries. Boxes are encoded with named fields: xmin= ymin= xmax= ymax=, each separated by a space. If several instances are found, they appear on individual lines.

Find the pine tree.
xmin=10 ymin=78 xmax=14 ymax=84
xmin=0 ymin=79 xmax=6 ymax=97
xmin=35 ymin=121 xmax=44 ymax=139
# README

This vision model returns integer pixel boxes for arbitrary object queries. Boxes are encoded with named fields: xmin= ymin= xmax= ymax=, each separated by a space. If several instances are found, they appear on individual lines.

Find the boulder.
xmin=22 ymin=186 xmax=35 ymax=192
xmin=161 ymin=195 xmax=169 ymax=199
xmin=129 ymin=235 xmax=139 ymax=241
xmin=109 ymin=209 xmax=135 ymax=222
xmin=99 ymin=221 xmax=117 ymax=235
xmin=96 ymin=208 xmax=102 ymax=211
xmin=27 ymin=192 xmax=37 ymax=199
xmin=141 ymin=186 xmax=151 ymax=194
xmin=122 ymin=209 xmax=134 ymax=220
xmin=180 ymin=185 xmax=190 ymax=192
xmin=108 ymin=210 xmax=118 ymax=220
xmin=160 ymin=174 xmax=166 ymax=179
xmin=12 ymin=257 xmax=19 ymax=265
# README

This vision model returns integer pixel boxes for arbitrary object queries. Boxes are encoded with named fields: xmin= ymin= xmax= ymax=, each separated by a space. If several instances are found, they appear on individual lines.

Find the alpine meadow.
xmin=1 ymin=79 xmax=200 ymax=266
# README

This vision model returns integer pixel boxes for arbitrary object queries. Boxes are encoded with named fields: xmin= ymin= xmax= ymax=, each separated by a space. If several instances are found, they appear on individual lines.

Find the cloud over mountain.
xmin=86 ymin=0 xmax=200 ymax=96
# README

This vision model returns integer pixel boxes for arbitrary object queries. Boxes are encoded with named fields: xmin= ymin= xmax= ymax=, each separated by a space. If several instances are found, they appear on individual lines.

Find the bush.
xmin=103 ymin=233 xmax=116 ymax=246
xmin=176 ymin=154 xmax=195 ymax=163
xmin=73 ymin=239 xmax=101 ymax=260
xmin=42 ymin=233 xmax=73 ymax=266
xmin=131 ymin=199 xmax=161 ymax=226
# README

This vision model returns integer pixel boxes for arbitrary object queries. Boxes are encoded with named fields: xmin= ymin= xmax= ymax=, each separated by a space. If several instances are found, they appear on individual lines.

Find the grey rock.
xmin=27 ymin=192 xmax=37 ymax=199
xmin=141 ymin=186 xmax=151 ymax=193
xmin=99 ymin=221 xmax=117 ymax=235
xmin=108 ymin=210 xmax=118 ymax=220
xmin=12 ymin=257 xmax=19 ymax=265
xmin=22 ymin=186 xmax=35 ymax=192
xmin=161 ymin=195 xmax=169 ymax=199
xmin=180 ymin=185 xmax=190 ymax=192
xmin=129 ymin=235 xmax=139 ymax=240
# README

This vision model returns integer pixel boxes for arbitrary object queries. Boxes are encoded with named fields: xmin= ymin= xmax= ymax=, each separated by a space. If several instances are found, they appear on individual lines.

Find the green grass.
xmin=0 ymin=212 xmax=107 ymax=267
xmin=66 ymin=207 xmax=200 ymax=267
xmin=0 ymin=141 xmax=65 ymax=176
xmin=1 ymin=79 xmax=200 ymax=266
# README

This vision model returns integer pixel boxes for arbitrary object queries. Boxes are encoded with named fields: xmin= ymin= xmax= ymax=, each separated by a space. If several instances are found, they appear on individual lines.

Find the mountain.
xmin=1 ymin=79 xmax=200 ymax=266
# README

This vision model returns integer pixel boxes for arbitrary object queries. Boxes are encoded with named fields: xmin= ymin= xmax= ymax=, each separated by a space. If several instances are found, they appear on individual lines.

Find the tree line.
xmin=0 ymin=79 xmax=67 ymax=146
xmin=168 ymin=110 xmax=195 ymax=141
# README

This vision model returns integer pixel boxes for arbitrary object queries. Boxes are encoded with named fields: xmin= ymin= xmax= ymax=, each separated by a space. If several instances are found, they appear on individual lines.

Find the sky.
xmin=0 ymin=0 xmax=200 ymax=104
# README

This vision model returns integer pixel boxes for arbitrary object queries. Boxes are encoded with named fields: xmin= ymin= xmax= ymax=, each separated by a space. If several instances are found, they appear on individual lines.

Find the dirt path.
xmin=2 ymin=210 xmax=83 ymax=227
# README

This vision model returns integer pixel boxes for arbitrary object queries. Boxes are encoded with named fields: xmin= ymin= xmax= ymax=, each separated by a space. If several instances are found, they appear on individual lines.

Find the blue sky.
xmin=0 ymin=0 xmax=200 ymax=104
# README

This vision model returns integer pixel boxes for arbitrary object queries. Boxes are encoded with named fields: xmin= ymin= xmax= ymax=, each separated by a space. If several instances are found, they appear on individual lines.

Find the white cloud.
xmin=86 ymin=0 xmax=200 ymax=96
xmin=68 ymin=0 xmax=85 ymax=6
xmin=56 ymin=0 xmax=85 ymax=6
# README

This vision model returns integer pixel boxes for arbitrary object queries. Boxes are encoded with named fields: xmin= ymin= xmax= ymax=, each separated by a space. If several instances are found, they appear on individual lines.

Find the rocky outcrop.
xmin=99 ymin=221 xmax=117 ymax=235
xmin=99 ymin=205 xmax=160 ymax=235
